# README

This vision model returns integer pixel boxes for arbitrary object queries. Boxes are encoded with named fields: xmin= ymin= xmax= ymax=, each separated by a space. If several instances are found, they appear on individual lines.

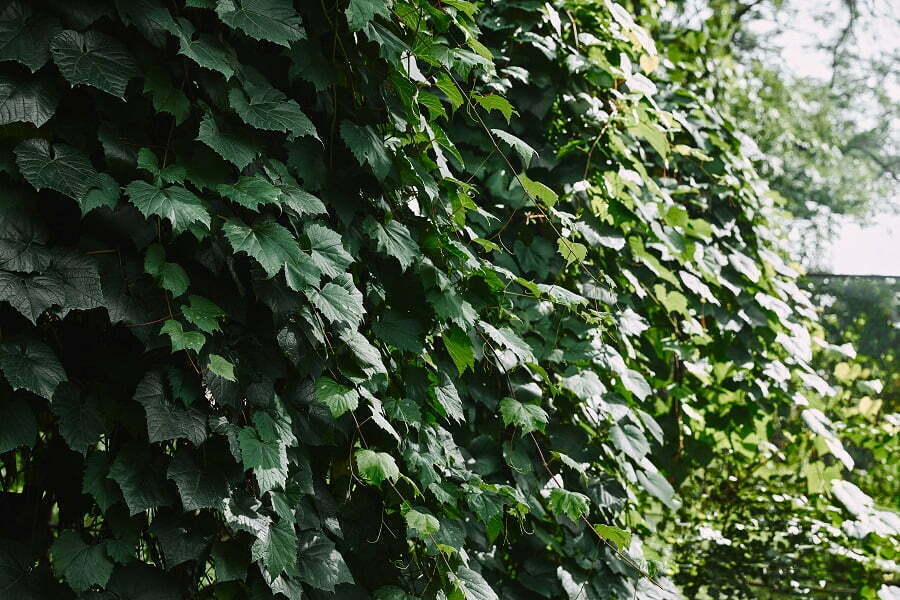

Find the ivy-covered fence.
xmin=0 ymin=0 xmax=893 ymax=598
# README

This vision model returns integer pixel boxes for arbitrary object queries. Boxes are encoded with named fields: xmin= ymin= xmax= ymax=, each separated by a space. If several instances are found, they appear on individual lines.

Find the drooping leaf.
xmin=15 ymin=138 xmax=97 ymax=201
xmin=160 ymin=319 xmax=206 ymax=353
xmin=296 ymin=530 xmax=354 ymax=592
xmin=341 ymin=120 xmax=391 ymax=180
xmin=197 ymin=112 xmax=258 ymax=169
xmin=51 ymin=531 xmax=113 ymax=593
xmin=181 ymin=295 xmax=226 ymax=333
xmin=216 ymin=175 xmax=282 ymax=211
xmin=442 ymin=325 xmax=474 ymax=375
xmin=223 ymin=217 xmax=299 ymax=277
xmin=134 ymin=371 xmax=206 ymax=446
xmin=215 ymin=0 xmax=303 ymax=47
xmin=499 ymin=397 xmax=548 ymax=434
xmin=315 ymin=377 xmax=359 ymax=418
xmin=593 ymin=524 xmax=632 ymax=551
xmin=307 ymin=282 xmax=364 ymax=329
xmin=0 ymin=398 xmax=37 ymax=454
xmin=547 ymin=488 xmax=590 ymax=522
xmin=454 ymin=566 xmax=498 ymax=600
xmin=355 ymin=449 xmax=399 ymax=486
xmin=405 ymin=509 xmax=440 ymax=538
xmin=50 ymin=30 xmax=138 ymax=98
xmin=175 ymin=18 xmax=234 ymax=78
xmin=229 ymin=85 xmax=317 ymax=140
xmin=167 ymin=445 xmax=230 ymax=511
xmin=252 ymin=518 xmax=298 ymax=577
xmin=51 ymin=382 xmax=105 ymax=455
xmin=0 ymin=75 xmax=59 ymax=127
xmin=0 ymin=2 xmax=62 ymax=72
xmin=0 ymin=338 xmax=66 ymax=399
xmin=207 ymin=354 xmax=237 ymax=381
xmin=346 ymin=0 xmax=391 ymax=31
xmin=364 ymin=217 xmax=419 ymax=271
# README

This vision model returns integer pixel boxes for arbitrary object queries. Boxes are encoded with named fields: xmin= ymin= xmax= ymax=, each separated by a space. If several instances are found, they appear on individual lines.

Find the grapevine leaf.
xmin=454 ymin=566 xmax=498 ymax=600
xmin=160 ymin=320 xmax=206 ymax=353
xmin=197 ymin=112 xmax=258 ymax=169
xmin=296 ymin=531 xmax=354 ymax=591
xmin=364 ymin=217 xmax=419 ymax=271
xmin=50 ymin=30 xmax=139 ymax=98
xmin=175 ymin=18 xmax=234 ymax=78
xmin=0 ymin=75 xmax=59 ymax=127
xmin=15 ymin=138 xmax=97 ymax=201
xmin=181 ymin=295 xmax=226 ymax=333
xmin=307 ymin=282 xmax=364 ymax=329
xmin=340 ymin=120 xmax=391 ymax=180
xmin=207 ymin=354 xmax=236 ymax=381
xmin=346 ymin=0 xmax=391 ymax=31
xmin=167 ymin=445 xmax=230 ymax=511
xmin=0 ymin=2 xmax=62 ymax=72
xmin=134 ymin=371 xmax=207 ymax=446
xmin=0 ymin=398 xmax=37 ymax=454
xmin=215 ymin=0 xmax=304 ymax=48
xmin=405 ymin=509 xmax=440 ymax=537
xmin=51 ymin=531 xmax=113 ymax=593
xmin=315 ymin=376 xmax=359 ymax=418
xmin=355 ymin=449 xmax=399 ymax=486
xmin=51 ymin=382 xmax=105 ymax=455
xmin=305 ymin=223 xmax=353 ymax=278
xmin=125 ymin=181 xmax=211 ymax=234
xmin=0 ymin=338 xmax=66 ymax=399
xmin=223 ymin=217 xmax=299 ymax=277
xmin=251 ymin=518 xmax=298 ymax=578
xmin=229 ymin=85 xmax=317 ymax=140
xmin=216 ymin=175 xmax=282 ymax=211
xmin=442 ymin=325 xmax=474 ymax=374
xmin=593 ymin=525 xmax=632 ymax=550
xmin=547 ymin=488 xmax=590 ymax=521
xmin=499 ymin=397 xmax=548 ymax=434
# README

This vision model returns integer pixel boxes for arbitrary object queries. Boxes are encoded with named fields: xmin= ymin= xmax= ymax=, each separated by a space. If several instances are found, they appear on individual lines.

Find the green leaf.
xmin=620 ymin=369 xmax=651 ymax=400
xmin=305 ymin=223 xmax=353 ymax=278
xmin=355 ymin=449 xmax=399 ymax=486
xmin=134 ymin=371 xmax=206 ymax=446
xmin=175 ymin=18 xmax=234 ymax=78
xmin=609 ymin=423 xmax=650 ymax=462
xmin=284 ymin=251 xmax=321 ymax=291
xmin=158 ymin=263 xmax=190 ymax=297
xmin=0 ymin=398 xmax=37 ymax=454
xmin=229 ymin=85 xmax=317 ymax=140
xmin=216 ymin=175 xmax=281 ymax=211
xmin=167 ymin=445 xmax=230 ymax=511
xmin=557 ymin=238 xmax=587 ymax=268
xmin=341 ymin=120 xmax=392 ymax=180
xmin=346 ymin=0 xmax=391 ymax=31
xmin=454 ymin=566 xmax=498 ymax=600
xmin=547 ymin=488 xmax=590 ymax=522
xmin=0 ymin=338 xmax=66 ymax=399
xmin=223 ymin=217 xmax=299 ymax=278
xmin=0 ymin=2 xmax=62 ymax=72
xmin=434 ymin=371 xmax=464 ymax=422
xmin=237 ymin=421 xmax=288 ymax=492
xmin=499 ymin=397 xmax=548 ymax=434
xmin=108 ymin=443 xmax=172 ymax=515
xmin=82 ymin=451 xmax=121 ymax=512
xmin=473 ymin=93 xmax=516 ymax=122
xmin=15 ymin=138 xmax=97 ymax=201
xmin=442 ymin=325 xmax=474 ymax=374
xmin=435 ymin=72 xmax=463 ymax=111
xmin=296 ymin=531 xmax=354 ymax=591
xmin=212 ymin=540 xmax=250 ymax=583
xmin=491 ymin=129 xmax=537 ymax=168
xmin=143 ymin=66 xmax=190 ymax=124
xmin=307 ymin=282 xmax=365 ymax=329
xmin=405 ymin=509 xmax=440 ymax=538
xmin=81 ymin=173 xmax=120 ymax=215
xmin=50 ymin=30 xmax=138 ymax=98
xmin=215 ymin=0 xmax=303 ymax=47
xmin=479 ymin=321 xmax=535 ymax=364
xmin=160 ymin=320 xmax=206 ymax=353
xmin=125 ymin=180 xmax=210 ymax=233
xmin=252 ymin=518 xmax=297 ymax=577
xmin=364 ymin=217 xmax=419 ymax=271
xmin=0 ymin=270 xmax=66 ymax=324
xmin=0 ymin=74 xmax=59 ymax=127
xmin=51 ymin=382 xmax=105 ymax=455
xmin=197 ymin=112 xmax=258 ymax=169
xmin=51 ymin=531 xmax=113 ymax=593
xmin=593 ymin=524 xmax=632 ymax=550
xmin=373 ymin=310 xmax=424 ymax=353
xmin=181 ymin=295 xmax=226 ymax=333
xmin=207 ymin=354 xmax=236 ymax=381
xmin=315 ymin=376 xmax=359 ymax=418
xmin=519 ymin=174 xmax=557 ymax=207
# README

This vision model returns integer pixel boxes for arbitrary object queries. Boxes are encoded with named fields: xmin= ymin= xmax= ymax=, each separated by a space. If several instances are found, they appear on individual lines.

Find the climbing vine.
xmin=0 ymin=0 xmax=895 ymax=598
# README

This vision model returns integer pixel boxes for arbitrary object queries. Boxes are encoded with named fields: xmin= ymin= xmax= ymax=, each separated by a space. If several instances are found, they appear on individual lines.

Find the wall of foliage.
xmin=0 ymin=0 xmax=895 ymax=598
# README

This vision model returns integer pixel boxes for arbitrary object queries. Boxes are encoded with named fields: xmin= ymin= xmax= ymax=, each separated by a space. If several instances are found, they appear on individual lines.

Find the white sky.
xmin=749 ymin=0 xmax=900 ymax=275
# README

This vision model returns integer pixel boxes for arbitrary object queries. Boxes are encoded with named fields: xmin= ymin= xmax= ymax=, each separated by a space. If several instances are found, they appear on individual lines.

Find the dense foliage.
xmin=0 ymin=0 xmax=895 ymax=598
